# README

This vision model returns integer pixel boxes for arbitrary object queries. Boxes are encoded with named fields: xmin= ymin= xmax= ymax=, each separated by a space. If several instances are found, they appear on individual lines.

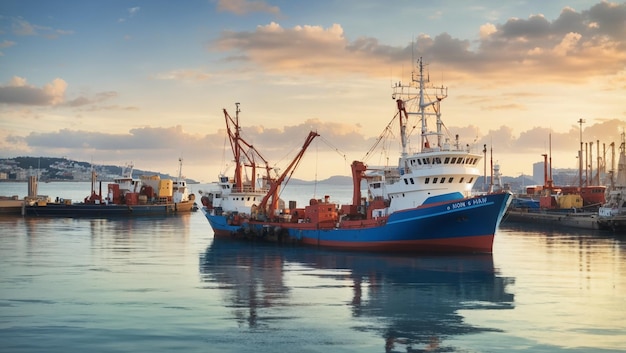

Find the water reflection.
xmin=14 ymin=215 xmax=192 ymax=257
xmin=200 ymin=239 xmax=515 ymax=351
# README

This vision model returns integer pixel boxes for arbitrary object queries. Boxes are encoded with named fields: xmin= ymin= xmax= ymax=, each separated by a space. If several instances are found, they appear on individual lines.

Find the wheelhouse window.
xmin=425 ymin=178 xmax=430 ymax=184
xmin=433 ymin=177 xmax=438 ymax=183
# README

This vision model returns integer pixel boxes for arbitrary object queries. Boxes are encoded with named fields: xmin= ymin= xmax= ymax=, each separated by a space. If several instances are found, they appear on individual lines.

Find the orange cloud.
xmin=211 ymin=2 xmax=626 ymax=84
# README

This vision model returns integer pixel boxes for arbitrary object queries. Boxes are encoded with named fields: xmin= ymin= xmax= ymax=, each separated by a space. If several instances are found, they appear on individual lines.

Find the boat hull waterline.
xmin=204 ymin=192 xmax=512 ymax=253
xmin=24 ymin=201 xmax=194 ymax=217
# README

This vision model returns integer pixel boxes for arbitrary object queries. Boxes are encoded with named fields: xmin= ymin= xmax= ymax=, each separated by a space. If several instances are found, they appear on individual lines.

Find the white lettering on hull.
xmin=447 ymin=197 xmax=488 ymax=210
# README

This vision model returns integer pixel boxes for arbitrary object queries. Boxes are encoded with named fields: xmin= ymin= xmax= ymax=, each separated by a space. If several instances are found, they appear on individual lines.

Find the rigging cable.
xmin=362 ymin=112 xmax=399 ymax=162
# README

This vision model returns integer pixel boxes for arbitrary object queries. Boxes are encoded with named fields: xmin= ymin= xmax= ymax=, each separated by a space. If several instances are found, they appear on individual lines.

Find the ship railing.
xmin=231 ymin=185 xmax=270 ymax=194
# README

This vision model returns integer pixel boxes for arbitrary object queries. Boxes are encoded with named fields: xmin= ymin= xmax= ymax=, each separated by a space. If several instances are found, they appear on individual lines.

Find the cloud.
xmin=118 ymin=6 xmax=141 ymax=22
xmin=215 ymin=22 xmax=398 ymax=75
xmin=128 ymin=7 xmax=140 ymax=16
xmin=0 ymin=39 xmax=15 ymax=56
xmin=3 ymin=116 xmax=623 ymax=181
xmin=210 ymin=2 xmax=626 ymax=83
xmin=12 ymin=18 xmax=36 ymax=36
xmin=479 ymin=23 xmax=497 ymax=39
xmin=475 ymin=119 xmax=626 ymax=155
xmin=152 ymin=69 xmax=211 ymax=81
xmin=0 ymin=39 xmax=16 ymax=48
xmin=10 ymin=17 xmax=73 ymax=39
xmin=23 ymin=125 xmax=197 ymax=150
xmin=65 ymin=91 xmax=119 ymax=107
xmin=1 ymin=126 xmax=209 ymax=179
xmin=216 ymin=0 xmax=280 ymax=15
xmin=0 ymin=77 xmax=67 ymax=106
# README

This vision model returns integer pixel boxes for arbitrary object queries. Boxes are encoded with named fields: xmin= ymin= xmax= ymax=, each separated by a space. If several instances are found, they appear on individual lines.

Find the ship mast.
xmin=418 ymin=58 xmax=427 ymax=151
xmin=393 ymin=57 xmax=448 ymax=157
xmin=223 ymin=103 xmax=274 ymax=192
xmin=227 ymin=103 xmax=243 ymax=190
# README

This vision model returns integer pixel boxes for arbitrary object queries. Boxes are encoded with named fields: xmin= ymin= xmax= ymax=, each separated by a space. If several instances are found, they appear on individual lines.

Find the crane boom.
xmin=258 ymin=131 xmax=319 ymax=217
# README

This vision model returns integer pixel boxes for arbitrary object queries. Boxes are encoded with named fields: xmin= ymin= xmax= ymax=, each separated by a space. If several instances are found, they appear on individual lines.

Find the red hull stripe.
xmin=212 ymin=228 xmax=494 ymax=252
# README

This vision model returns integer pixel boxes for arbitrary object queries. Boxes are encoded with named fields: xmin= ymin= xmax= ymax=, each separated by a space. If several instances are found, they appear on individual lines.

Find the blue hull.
xmin=204 ymin=192 xmax=512 ymax=253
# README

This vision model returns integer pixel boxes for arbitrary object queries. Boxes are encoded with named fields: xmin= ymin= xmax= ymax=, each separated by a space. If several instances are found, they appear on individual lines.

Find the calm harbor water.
xmin=1 ymin=182 xmax=625 ymax=352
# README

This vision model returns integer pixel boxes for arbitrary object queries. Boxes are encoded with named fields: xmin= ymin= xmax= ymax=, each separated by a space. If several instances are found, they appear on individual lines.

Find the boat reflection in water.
xmin=199 ymin=238 xmax=515 ymax=351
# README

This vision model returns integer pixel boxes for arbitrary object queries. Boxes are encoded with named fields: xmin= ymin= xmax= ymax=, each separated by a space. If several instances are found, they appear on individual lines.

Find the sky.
xmin=1 ymin=0 xmax=625 ymax=183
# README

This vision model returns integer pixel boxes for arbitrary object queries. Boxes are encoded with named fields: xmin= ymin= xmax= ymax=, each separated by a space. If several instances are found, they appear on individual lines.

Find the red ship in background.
xmin=514 ymin=130 xmax=607 ymax=211
xmin=525 ymin=153 xmax=606 ymax=211
xmin=505 ymin=126 xmax=625 ymax=231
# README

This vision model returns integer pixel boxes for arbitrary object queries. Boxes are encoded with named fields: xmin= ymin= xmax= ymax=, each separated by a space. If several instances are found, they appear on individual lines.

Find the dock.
xmin=505 ymin=209 xmax=602 ymax=230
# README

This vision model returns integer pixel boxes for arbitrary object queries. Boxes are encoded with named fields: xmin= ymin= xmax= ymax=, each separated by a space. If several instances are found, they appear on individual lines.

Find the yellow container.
xmin=557 ymin=194 xmax=583 ymax=209
xmin=158 ymin=179 xmax=173 ymax=197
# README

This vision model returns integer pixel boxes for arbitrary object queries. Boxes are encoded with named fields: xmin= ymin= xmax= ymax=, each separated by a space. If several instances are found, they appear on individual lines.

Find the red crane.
xmin=258 ymin=131 xmax=319 ymax=218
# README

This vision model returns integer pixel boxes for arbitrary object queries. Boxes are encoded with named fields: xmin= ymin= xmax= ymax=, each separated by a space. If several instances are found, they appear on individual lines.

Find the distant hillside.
xmin=289 ymin=174 xmax=536 ymax=192
xmin=289 ymin=175 xmax=353 ymax=185
xmin=0 ymin=156 xmax=197 ymax=183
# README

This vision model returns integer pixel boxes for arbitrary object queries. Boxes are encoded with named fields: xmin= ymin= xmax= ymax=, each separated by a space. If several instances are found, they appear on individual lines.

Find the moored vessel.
xmin=505 ymin=133 xmax=608 ymax=231
xmin=23 ymin=162 xmax=196 ymax=217
xmin=598 ymin=132 xmax=626 ymax=232
xmin=201 ymin=58 xmax=512 ymax=253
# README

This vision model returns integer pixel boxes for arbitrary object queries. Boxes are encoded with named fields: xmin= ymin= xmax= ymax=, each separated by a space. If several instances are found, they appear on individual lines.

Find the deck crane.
xmin=257 ymin=131 xmax=319 ymax=219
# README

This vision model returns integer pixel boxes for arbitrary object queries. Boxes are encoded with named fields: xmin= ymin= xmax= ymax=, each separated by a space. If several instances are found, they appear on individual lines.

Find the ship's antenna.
xmin=411 ymin=37 xmax=414 ymax=70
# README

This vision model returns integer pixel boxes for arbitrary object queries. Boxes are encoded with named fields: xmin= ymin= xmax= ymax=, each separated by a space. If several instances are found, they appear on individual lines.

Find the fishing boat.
xmin=201 ymin=58 xmax=512 ymax=253
xmin=23 ymin=162 xmax=196 ymax=217
xmin=598 ymin=132 xmax=626 ymax=232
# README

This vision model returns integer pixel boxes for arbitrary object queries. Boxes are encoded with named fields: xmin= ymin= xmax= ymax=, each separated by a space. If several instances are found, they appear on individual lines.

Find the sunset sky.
xmin=1 ymin=0 xmax=625 ymax=182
